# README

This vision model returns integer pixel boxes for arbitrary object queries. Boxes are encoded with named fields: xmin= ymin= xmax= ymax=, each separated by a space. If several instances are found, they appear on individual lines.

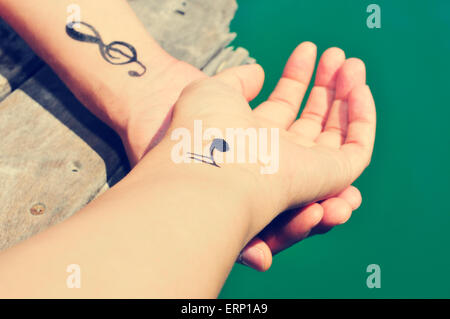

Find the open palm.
xmin=126 ymin=42 xmax=373 ymax=271
xmin=243 ymin=43 xmax=372 ymax=270
xmin=244 ymin=43 xmax=374 ymax=270
xmin=169 ymin=42 xmax=375 ymax=270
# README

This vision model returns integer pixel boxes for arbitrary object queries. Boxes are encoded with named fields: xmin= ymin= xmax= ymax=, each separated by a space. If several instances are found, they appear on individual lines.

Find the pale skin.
xmin=0 ymin=64 xmax=376 ymax=298
xmin=0 ymin=0 xmax=365 ymax=271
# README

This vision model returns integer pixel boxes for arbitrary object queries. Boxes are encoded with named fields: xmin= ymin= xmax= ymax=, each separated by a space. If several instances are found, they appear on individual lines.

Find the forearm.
xmin=0 ymin=142 xmax=253 ymax=298
xmin=0 ymin=0 xmax=174 ymax=134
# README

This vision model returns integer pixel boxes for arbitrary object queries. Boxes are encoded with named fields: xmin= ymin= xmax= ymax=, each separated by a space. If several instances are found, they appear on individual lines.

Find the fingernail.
xmin=238 ymin=248 xmax=264 ymax=270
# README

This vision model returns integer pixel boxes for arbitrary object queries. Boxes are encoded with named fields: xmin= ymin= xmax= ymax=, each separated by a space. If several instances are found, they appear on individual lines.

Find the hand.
xmin=236 ymin=43 xmax=368 ymax=271
xmin=159 ymin=49 xmax=376 ymax=248
xmin=119 ymin=57 xmax=205 ymax=166
xmin=121 ymin=43 xmax=368 ymax=271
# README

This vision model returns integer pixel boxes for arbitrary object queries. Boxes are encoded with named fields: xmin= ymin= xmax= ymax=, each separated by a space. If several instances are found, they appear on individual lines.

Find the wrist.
xmin=117 ymin=59 xmax=206 ymax=165
xmin=131 ymin=137 xmax=279 ymax=243
xmin=93 ymin=43 xmax=178 ymax=136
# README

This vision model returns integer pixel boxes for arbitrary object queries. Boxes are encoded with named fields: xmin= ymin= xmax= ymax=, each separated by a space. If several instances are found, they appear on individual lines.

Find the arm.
xmin=0 ymin=58 xmax=376 ymax=298
xmin=0 ymin=143 xmax=254 ymax=298
xmin=0 ymin=0 xmax=367 ymax=272
xmin=0 ymin=0 xmax=188 ymax=163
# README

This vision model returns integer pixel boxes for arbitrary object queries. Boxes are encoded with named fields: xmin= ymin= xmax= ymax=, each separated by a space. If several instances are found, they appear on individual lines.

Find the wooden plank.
xmin=202 ymin=47 xmax=255 ymax=75
xmin=129 ymin=0 xmax=254 ymax=75
xmin=0 ymin=19 xmax=44 ymax=101
xmin=0 ymin=68 xmax=128 ymax=250
xmin=0 ymin=0 xmax=254 ymax=250
xmin=129 ymin=0 xmax=238 ymax=69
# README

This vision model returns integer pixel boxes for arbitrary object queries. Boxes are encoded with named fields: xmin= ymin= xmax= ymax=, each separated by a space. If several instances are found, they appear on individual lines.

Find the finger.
xmin=316 ymin=58 xmax=366 ymax=148
xmin=337 ymin=185 xmax=362 ymax=210
xmin=299 ymin=186 xmax=361 ymax=239
xmin=308 ymin=187 xmax=361 ymax=234
xmin=259 ymin=203 xmax=324 ymax=256
xmin=316 ymin=186 xmax=362 ymax=229
xmin=237 ymin=237 xmax=272 ymax=272
xmin=318 ymin=197 xmax=353 ymax=227
xmin=213 ymin=63 xmax=265 ymax=101
xmin=289 ymin=47 xmax=346 ymax=139
xmin=340 ymin=85 xmax=376 ymax=180
xmin=253 ymin=42 xmax=317 ymax=128
xmin=307 ymin=192 xmax=359 ymax=234
xmin=239 ymin=187 xmax=361 ymax=271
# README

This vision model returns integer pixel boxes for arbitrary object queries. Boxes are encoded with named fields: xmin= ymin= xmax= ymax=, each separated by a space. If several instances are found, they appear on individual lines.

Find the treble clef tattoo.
xmin=66 ymin=21 xmax=147 ymax=77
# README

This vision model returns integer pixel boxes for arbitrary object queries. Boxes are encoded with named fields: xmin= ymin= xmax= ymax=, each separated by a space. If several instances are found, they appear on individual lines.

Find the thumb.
xmin=213 ymin=64 xmax=265 ymax=102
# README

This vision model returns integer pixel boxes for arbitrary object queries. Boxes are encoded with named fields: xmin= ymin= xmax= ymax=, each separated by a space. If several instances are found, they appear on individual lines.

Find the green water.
xmin=220 ymin=0 xmax=450 ymax=298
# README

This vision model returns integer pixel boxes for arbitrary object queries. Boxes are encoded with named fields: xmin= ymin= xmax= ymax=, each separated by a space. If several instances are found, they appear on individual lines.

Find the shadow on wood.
xmin=20 ymin=66 xmax=130 ymax=186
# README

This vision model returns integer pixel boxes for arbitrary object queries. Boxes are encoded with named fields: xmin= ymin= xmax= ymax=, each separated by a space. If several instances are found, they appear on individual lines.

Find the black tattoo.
xmin=66 ymin=21 xmax=147 ymax=77
xmin=188 ymin=138 xmax=230 ymax=167
xmin=175 ymin=1 xmax=187 ymax=15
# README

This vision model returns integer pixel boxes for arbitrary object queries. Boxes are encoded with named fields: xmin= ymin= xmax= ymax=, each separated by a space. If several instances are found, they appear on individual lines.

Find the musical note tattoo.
xmin=188 ymin=138 xmax=230 ymax=167
xmin=66 ymin=21 xmax=147 ymax=77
